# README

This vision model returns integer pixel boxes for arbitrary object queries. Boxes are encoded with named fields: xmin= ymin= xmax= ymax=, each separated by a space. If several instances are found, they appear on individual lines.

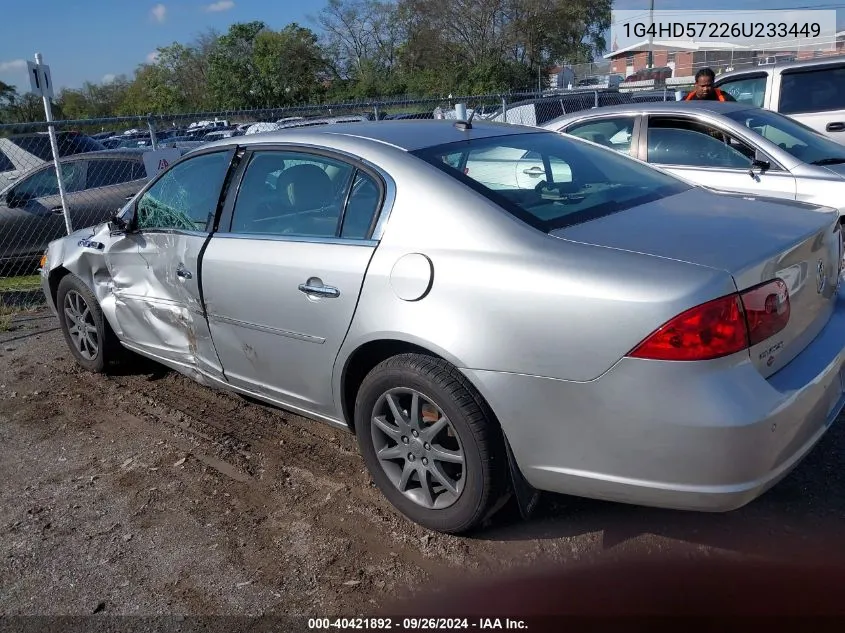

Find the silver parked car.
xmin=543 ymin=101 xmax=845 ymax=214
xmin=40 ymin=121 xmax=845 ymax=533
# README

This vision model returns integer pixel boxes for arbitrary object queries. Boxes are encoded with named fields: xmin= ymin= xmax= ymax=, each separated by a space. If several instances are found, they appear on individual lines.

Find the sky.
xmin=0 ymin=0 xmax=843 ymax=94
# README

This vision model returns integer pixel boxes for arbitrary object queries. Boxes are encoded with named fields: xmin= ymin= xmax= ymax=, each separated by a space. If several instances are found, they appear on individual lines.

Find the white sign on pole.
xmin=142 ymin=148 xmax=182 ymax=179
xmin=26 ymin=60 xmax=54 ymax=99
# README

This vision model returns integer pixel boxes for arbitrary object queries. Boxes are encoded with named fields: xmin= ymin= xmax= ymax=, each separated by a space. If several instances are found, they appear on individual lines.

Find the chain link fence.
xmin=0 ymin=85 xmax=688 ymax=313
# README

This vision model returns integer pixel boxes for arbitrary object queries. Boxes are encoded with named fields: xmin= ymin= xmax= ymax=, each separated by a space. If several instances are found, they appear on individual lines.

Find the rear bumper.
xmin=463 ymin=285 xmax=845 ymax=512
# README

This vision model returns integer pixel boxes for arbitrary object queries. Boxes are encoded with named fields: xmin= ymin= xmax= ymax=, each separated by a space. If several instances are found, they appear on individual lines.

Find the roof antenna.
xmin=453 ymin=104 xmax=476 ymax=131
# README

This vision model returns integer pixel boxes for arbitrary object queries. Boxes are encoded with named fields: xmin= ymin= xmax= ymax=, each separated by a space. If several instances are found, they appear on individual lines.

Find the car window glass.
xmin=12 ymin=162 xmax=87 ymax=199
xmin=779 ymin=67 xmax=845 ymax=114
xmin=86 ymin=160 xmax=142 ymax=188
xmin=230 ymin=151 xmax=355 ymax=238
xmin=725 ymin=107 xmax=845 ymax=164
xmin=0 ymin=150 xmax=14 ymax=172
xmin=136 ymin=151 xmax=230 ymax=232
xmin=716 ymin=76 xmax=767 ymax=107
xmin=647 ymin=118 xmax=753 ymax=168
xmin=412 ymin=132 xmax=690 ymax=233
xmin=566 ymin=117 xmax=636 ymax=155
xmin=341 ymin=172 xmax=381 ymax=239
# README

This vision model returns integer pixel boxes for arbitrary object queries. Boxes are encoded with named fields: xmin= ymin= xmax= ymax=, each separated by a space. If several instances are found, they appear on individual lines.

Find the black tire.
xmin=354 ymin=353 xmax=508 ymax=534
xmin=56 ymin=273 xmax=120 ymax=373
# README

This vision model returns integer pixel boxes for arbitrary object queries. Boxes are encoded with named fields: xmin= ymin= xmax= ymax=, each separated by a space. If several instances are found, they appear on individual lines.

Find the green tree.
xmin=206 ymin=21 xmax=268 ymax=110
xmin=253 ymin=24 xmax=328 ymax=106
xmin=118 ymin=64 xmax=185 ymax=114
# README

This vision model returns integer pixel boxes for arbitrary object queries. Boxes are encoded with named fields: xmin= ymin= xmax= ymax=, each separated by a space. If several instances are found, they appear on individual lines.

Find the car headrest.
xmin=276 ymin=164 xmax=334 ymax=211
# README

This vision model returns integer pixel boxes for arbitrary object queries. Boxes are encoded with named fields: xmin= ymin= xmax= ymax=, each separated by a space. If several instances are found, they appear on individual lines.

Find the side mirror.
xmin=748 ymin=150 xmax=771 ymax=179
xmin=108 ymin=213 xmax=129 ymax=234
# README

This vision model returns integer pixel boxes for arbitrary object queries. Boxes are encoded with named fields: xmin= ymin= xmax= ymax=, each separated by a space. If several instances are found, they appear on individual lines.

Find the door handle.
xmin=176 ymin=265 xmax=193 ymax=280
xmin=826 ymin=122 xmax=845 ymax=132
xmin=50 ymin=207 xmax=64 ymax=215
xmin=298 ymin=282 xmax=340 ymax=298
xmin=124 ymin=194 xmax=135 ymax=201
xmin=522 ymin=166 xmax=545 ymax=176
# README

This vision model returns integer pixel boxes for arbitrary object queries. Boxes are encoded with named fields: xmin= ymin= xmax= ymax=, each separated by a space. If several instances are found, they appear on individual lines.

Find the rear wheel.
xmin=355 ymin=353 xmax=507 ymax=534
xmin=56 ymin=274 xmax=120 ymax=373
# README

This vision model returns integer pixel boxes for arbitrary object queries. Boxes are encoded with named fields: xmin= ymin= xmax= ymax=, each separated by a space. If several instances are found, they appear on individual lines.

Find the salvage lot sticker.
xmin=142 ymin=148 xmax=182 ymax=179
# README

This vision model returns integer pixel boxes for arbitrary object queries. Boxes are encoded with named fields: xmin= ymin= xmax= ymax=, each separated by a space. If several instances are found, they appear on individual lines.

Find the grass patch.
xmin=0 ymin=305 xmax=16 ymax=332
xmin=0 ymin=275 xmax=40 ymax=292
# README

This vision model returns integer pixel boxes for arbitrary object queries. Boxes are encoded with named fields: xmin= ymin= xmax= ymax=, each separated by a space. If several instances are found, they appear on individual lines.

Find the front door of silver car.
xmin=642 ymin=115 xmax=798 ymax=200
xmin=200 ymin=148 xmax=385 ymax=418
xmin=104 ymin=149 xmax=234 ymax=376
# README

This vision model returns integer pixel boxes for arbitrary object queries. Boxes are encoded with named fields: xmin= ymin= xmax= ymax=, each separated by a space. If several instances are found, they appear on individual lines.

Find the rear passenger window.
xmin=566 ymin=117 xmax=636 ymax=155
xmin=779 ymin=66 xmax=845 ymax=114
xmin=715 ymin=75 xmax=767 ymax=107
xmin=87 ymin=160 xmax=142 ymax=188
xmin=0 ymin=151 xmax=14 ymax=172
xmin=230 ymin=151 xmax=354 ymax=238
xmin=341 ymin=172 xmax=381 ymax=239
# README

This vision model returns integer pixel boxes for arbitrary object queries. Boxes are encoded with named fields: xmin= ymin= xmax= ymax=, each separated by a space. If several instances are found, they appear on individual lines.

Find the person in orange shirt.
xmin=685 ymin=67 xmax=736 ymax=101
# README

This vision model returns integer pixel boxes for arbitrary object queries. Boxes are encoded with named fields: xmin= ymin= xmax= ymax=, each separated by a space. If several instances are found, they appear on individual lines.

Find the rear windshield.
xmin=411 ymin=131 xmax=690 ymax=232
xmin=10 ymin=133 xmax=105 ymax=160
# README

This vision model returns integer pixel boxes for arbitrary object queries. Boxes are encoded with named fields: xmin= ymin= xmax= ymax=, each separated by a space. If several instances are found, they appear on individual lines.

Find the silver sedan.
xmin=39 ymin=120 xmax=845 ymax=533
xmin=543 ymin=101 xmax=845 ymax=214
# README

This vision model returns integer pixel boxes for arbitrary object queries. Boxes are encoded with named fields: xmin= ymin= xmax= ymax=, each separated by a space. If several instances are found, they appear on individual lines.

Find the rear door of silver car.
xmin=199 ymin=146 xmax=387 ymax=418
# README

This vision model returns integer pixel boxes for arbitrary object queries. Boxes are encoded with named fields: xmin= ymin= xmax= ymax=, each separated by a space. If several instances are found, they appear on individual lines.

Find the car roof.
xmin=61 ymin=148 xmax=149 ymax=161
xmin=716 ymin=55 xmax=845 ymax=81
xmin=544 ymin=100 xmax=758 ymax=126
xmin=214 ymin=119 xmax=546 ymax=152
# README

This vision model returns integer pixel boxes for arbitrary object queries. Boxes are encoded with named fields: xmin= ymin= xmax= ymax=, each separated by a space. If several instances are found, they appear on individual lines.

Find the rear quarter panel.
xmin=334 ymin=150 xmax=738 ymax=385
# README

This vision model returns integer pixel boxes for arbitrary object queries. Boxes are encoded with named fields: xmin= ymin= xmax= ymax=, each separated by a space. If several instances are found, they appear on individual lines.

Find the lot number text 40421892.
xmin=307 ymin=617 xmax=529 ymax=630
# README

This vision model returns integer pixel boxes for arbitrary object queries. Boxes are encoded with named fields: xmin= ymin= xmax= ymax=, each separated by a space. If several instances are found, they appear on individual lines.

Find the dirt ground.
xmin=1 ymin=309 xmax=844 ymax=617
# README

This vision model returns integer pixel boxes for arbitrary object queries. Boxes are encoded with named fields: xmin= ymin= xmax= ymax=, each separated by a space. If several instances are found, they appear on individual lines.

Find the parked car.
xmin=1 ymin=149 xmax=151 ymax=274
xmin=713 ymin=57 xmax=845 ymax=143
xmin=488 ymin=90 xmax=635 ymax=127
xmin=544 ymin=101 xmax=845 ymax=214
xmin=0 ymin=131 xmax=106 ymax=190
xmin=623 ymin=66 xmax=673 ymax=85
xmin=40 ymin=121 xmax=845 ymax=534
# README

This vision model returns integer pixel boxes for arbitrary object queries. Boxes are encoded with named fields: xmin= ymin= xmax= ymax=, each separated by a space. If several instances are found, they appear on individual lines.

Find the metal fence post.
xmin=500 ymin=95 xmax=507 ymax=123
xmin=373 ymin=103 xmax=380 ymax=121
xmin=147 ymin=115 xmax=158 ymax=150
xmin=34 ymin=53 xmax=72 ymax=236
xmin=594 ymin=90 xmax=599 ymax=108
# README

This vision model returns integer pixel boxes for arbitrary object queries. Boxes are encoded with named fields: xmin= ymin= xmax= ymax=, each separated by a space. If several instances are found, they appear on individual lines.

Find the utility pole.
xmin=647 ymin=0 xmax=655 ymax=69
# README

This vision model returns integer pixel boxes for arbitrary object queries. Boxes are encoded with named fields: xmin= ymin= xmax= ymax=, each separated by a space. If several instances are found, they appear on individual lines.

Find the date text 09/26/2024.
xmin=308 ymin=618 xmax=529 ymax=630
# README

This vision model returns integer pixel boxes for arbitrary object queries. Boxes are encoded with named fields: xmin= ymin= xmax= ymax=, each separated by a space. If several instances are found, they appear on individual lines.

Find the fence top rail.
xmin=0 ymin=87 xmax=679 ymax=132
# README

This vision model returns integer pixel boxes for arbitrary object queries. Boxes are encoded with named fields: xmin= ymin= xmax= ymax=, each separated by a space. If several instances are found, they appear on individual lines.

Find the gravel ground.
xmin=1 ymin=310 xmax=844 ymax=616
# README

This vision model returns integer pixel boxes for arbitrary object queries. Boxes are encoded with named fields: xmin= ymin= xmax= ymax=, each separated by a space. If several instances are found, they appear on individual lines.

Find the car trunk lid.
xmin=551 ymin=188 xmax=843 ymax=377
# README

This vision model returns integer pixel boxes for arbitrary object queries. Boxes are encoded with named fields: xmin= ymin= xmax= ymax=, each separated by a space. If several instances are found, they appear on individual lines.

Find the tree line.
xmin=0 ymin=0 xmax=610 ymax=124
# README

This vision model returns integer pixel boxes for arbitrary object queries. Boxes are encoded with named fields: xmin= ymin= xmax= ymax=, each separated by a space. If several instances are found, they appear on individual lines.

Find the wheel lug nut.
xmin=408 ymin=454 xmax=415 ymax=461
xmin=412 ymin=430 xmax=419 ymax=437
xmin=401 ymin=436 xmax=409 ymax=444
xmin=424 ymin=443 xmax=430 ymax=450
xmin=422 ymin=458 xmax=428 ymax=466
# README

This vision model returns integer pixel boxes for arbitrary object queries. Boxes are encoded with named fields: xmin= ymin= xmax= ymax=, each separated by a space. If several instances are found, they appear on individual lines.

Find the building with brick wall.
xmin=603 ymin=31 xmax=845 ymax=80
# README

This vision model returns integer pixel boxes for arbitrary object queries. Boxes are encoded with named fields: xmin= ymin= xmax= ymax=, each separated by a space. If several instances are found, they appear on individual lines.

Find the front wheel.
xmin=56 ymin=274 xmax=119 ymax=373
xmin=354 ymin=353 xmax=507 ymax=534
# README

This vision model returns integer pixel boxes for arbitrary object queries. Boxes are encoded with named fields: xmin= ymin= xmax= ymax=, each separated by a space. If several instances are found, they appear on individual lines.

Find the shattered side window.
xmin=136 ymin=151 xmax=230 ymax=232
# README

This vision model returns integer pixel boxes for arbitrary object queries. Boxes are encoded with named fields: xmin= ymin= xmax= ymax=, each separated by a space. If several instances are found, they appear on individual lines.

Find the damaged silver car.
xmin=41 ymin=121 xmax=845 ymax=533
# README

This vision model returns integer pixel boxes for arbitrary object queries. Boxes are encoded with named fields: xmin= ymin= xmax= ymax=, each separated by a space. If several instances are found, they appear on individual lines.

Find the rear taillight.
xmin=628 ymin=279 xmax=790 ymax=362
xmin=741 ymin=279 xmax=790 ymax=347
xmin=628 ymin=294 xmax=748 ymax=361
